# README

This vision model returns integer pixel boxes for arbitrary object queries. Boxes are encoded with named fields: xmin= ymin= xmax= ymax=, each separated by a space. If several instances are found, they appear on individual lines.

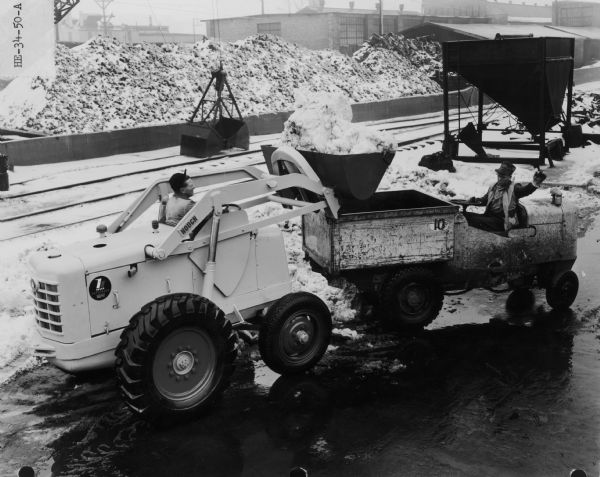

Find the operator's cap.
xmin=169 ymin=169 xmax=190 ymax=192
xmin=495 ymin=161 xmax=516 ymax=177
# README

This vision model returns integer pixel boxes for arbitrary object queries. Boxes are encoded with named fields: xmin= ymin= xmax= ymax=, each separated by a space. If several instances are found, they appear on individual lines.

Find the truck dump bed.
xmin=302 ymin=190 xmax=458 ymax=275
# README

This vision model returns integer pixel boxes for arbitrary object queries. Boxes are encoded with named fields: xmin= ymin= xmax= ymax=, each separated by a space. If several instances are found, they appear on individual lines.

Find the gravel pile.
xmin=354 ymin=33 xmax=442 ymax=79
xmin=0 ymin=35 xmax=441 ymax=135
xmin=572 ymin=91 xmax=600 ymax=130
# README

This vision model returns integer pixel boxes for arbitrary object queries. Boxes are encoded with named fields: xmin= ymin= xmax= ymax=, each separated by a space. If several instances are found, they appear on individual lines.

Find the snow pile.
xmin=280 ymin=92 xmax=395 ymax=154
xmin=0 ymin=35 xmax=441 ymax=134
xmin=0 ymin=241 xmax=44 ymax=377
xmin=354 ymin=33 xmax=442 ymax=79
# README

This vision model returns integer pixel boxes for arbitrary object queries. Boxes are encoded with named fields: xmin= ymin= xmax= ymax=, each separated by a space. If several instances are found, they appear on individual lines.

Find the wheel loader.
xmin=28 ymin=146 xmax=579 ymax=418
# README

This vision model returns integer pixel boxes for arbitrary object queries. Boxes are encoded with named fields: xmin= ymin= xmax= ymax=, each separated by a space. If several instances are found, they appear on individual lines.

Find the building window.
xmin=339 ymin=15 xmax=364 ymax=51
xmin=383 ymin=16 xmax=395 ymax=33
xmin=257 ymin=22 xmax=281 ymax=36
xmin=559 ymin=6 xmax=593 ymax=26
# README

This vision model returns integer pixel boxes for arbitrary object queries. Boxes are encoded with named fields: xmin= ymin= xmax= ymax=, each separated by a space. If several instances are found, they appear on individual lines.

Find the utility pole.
xmin=261 ymin=0 xmax=265 ymax=15
xmin=379 ymin=1 xmax=384 ymax=35
xmin=94 ymin=0 xmax=114 ymax=37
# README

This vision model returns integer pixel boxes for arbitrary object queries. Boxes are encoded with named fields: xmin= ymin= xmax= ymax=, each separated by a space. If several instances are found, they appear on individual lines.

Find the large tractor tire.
xmin=259 ymin=292 xmax=332 ymax=375
xmin=546 ymin=270 xmax=579 ymax=311
xmin=380 ymin=267 xmax=444 ymax=331
xmin=115 ymin=294 xmax=237 ymax=418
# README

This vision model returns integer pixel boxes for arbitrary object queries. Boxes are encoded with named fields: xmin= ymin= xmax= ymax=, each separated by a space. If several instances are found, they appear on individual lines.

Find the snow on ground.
xmin=0 ymin=35 xmax=441 ymax=135
xmin=2 ymin=122 xmax=600 ymax=377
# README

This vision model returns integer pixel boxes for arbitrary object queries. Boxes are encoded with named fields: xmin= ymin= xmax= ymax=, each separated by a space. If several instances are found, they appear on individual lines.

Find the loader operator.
xmin=464 ymin=161 xmax=546 ymax=232
xmin=164 ymin=171 xmax=195 ymax=227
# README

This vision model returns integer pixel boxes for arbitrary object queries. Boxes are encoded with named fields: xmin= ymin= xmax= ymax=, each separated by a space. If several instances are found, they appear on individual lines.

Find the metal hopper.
xmin=180 ymin=64 xmax=249 ymax=158
xmin=442 ymin=37 xmax=575 ymax=167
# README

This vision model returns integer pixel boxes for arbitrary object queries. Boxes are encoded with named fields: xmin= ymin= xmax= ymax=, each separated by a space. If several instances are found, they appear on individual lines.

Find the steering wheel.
xmin=450 ymin=199 xmax=481 ymax=213
xmin=223 ymin=203 xmax=242 ymax=213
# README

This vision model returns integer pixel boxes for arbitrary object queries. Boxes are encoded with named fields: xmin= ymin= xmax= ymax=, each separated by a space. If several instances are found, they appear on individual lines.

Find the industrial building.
xmin=57 ymin=12 xmax=199 ymax=45
xmin=205 ymin=0 xmax=557 ymax=55
xmin=422 ymin=0 xmax=552 ymax=23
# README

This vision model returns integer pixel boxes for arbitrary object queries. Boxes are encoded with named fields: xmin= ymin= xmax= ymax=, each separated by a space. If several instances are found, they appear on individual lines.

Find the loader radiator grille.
xmin=30 ymin=279 xmax=62 ymax=334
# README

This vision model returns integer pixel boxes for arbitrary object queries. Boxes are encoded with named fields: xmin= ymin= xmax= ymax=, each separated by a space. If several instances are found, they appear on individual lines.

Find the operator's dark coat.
xmin=465 ymin=181 xmax=537 ymax=232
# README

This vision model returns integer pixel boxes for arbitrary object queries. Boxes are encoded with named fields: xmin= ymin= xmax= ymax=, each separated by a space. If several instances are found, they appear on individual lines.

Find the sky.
xmin=67 ymin=0 xmax=430 ymax=33
xmin=67 ymin=0 xmax=596 ymax=35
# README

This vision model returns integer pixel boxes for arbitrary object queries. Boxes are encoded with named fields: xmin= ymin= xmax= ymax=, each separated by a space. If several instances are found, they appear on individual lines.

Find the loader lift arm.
xmin=108 ymin=147 xmax=340 ymax=261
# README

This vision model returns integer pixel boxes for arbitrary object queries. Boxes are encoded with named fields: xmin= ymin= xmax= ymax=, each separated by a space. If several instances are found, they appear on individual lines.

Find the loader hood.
xmin=49 ymin=226 xmax=171 ymax=275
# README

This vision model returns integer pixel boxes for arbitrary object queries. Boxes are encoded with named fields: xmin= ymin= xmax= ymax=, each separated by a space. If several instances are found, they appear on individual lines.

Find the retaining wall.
xmin=1 ymin=87 xmax=481 ymax=167
xmin=574 ymin=66 xmax=600 ymax=87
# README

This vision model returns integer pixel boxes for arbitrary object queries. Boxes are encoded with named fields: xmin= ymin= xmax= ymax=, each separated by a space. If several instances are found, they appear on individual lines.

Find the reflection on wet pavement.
xmin=36 ymin=307 xmax=598 ymax=477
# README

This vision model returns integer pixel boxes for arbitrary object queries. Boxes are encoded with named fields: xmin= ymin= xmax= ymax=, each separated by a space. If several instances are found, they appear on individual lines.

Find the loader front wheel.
xmin=381 ymin=268 xmax=443 ymax=331
xmin=115 ymin=294 xmax=237 ymax=419
xmin=546 ymin=270 xmax=579 ymax=311
xmin=259 ymin=292 xmax=332 ymax=375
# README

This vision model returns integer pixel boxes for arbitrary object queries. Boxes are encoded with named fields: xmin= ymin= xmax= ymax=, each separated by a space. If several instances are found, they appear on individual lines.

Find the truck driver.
xmin=464 ymin=161 xmax=546 ymax=232
xmin=164 ymin=170 xmax=196 ymax=227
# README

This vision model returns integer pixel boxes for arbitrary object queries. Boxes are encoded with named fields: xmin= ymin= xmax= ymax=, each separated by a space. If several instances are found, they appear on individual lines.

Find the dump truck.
xmin=28 ymin=146 xmax=579 ymax=418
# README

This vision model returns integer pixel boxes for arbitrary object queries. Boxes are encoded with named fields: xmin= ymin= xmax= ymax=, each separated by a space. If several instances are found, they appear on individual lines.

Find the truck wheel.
xmin=381 ymin=268 xmax=443 ymax=331
xmin=506 ymin=288 xmax=535 ymax=312
xmin=546 ymin=270 xmax=579 ymax=311
xmin=115 ymin=294 xmax=237 ymax=418
xmin=259 ymin=292 xmax=332 ymax=375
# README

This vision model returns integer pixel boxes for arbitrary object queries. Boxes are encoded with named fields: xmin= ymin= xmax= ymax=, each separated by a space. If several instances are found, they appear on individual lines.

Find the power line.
xmin=93 ymin=0 xmax=114 ymax=36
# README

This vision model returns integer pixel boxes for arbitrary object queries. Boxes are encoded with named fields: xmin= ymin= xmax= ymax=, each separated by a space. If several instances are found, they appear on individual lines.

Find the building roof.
xmin=297 ymin=6 xmax=405 ymax=15
xmin=428 ymin=22 xmax=580 ymax=39
xmin=204 ymin=9 xmax=410 ymax=24
xmin=507 ymin=17 xmax=553 ymax=24
xmin=546 ymin=25 xmax=600 ymax=40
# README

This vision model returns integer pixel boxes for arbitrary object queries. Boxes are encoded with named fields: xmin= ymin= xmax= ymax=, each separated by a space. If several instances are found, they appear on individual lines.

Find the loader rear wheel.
xmin=259 ymin=292 xmax=332 ymax=375
xmin=115 ymin=294 xmax=237 ymax=419
xmin=546 ymin=270 xmax=579 ymax=311
xmin=380 ymin=268 xmax=443 ymax=331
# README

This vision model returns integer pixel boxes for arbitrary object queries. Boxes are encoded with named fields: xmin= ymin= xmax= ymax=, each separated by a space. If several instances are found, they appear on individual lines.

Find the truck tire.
xmin=259 ymin=292 xmax=332 ymax=375
xmin=380 ymin=267 xmax=443 ymax=331
xmin=115 ymin=294 xmax=237 ymax=418
xmin=546 ymin=270 xmax=579 ymax=311
xmin=506 ymin=288 xmax=535 ymax=312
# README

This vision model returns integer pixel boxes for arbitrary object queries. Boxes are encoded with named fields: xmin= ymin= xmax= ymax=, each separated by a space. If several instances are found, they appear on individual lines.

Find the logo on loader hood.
xmin=178 ymin=215 xmax=198 ymax=236
xmin=89 ymin=276 xmax=111 ymax=300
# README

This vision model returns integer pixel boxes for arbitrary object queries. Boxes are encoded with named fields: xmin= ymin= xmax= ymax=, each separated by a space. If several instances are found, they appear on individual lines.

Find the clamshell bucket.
xmin=181 ymin=118 xmax=250 ymax=158
xmin=181 ymin=65 xmax=249 ymax=158
xmin=262 ymin=145 xmax=395 ymax=201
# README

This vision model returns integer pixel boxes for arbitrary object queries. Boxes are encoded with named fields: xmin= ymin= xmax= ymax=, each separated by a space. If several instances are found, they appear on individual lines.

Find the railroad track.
xmin=2 ymin=114 xmax=472 ymax=201
xmin=0 ymin=115 xmax=481 ymax=241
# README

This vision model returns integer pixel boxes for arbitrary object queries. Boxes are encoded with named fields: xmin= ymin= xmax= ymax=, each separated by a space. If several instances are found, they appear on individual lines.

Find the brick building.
xmin=205 ymin=6 xmax=410 ymax=55
xmin=57 ymin=12 xmax=199 ymax=44
xmin=553 ymin=1 xmax=600 ymax=27
xmin=422 ymin=0 xmax=552 ymax=23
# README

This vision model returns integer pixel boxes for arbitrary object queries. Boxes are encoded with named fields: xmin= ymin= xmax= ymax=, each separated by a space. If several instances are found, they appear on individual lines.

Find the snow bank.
xmin=0 ymin=35 xmax=441 ymax=134
xmin=0 ymin=240 xmax=53 ymax=375
xmin=280 ymin=92 xmax=395 ymax=154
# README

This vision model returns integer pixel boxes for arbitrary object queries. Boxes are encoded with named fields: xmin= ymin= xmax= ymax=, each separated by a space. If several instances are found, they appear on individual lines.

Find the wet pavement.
xmin=2 ymin=215 xmax=600 ymax=477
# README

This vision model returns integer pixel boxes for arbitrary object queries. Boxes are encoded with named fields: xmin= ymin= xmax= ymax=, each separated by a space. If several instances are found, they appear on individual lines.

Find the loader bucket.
xmin=262 ymin=145 xmax=395 ymax=201
xmin=180 ymin=118 xmax=249 ymax=157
